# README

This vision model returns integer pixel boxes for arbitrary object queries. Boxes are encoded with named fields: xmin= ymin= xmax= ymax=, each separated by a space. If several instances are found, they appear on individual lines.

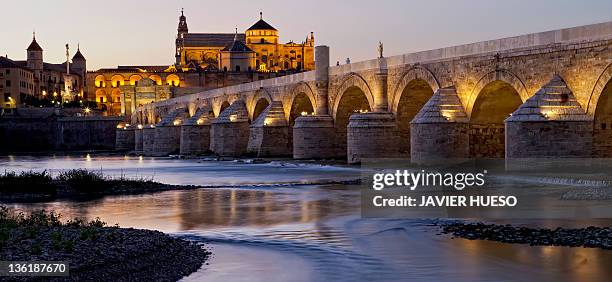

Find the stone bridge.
xmin=117 ymin=21 xmax=612 ymax=163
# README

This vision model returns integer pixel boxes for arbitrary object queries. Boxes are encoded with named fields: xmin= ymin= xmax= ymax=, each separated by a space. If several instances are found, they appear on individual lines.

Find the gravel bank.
xmin=439 ymin=222 xmax=612 ymax=250
xmin=0 ymin=227 xmax=210 ymax=281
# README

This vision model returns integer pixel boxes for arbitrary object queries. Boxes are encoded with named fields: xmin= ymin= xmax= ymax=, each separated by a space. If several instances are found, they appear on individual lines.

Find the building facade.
xmin=0 ymin=34 xmax=86 ymax=109
xmin=87 ymin=10 xmax=313 ymax=116
xmin=175 ymin=11 xmax=314 ymax=72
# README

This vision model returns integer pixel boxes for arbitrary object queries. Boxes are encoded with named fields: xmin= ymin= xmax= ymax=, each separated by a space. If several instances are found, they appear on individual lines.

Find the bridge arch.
xmin=333 ymin=73 xmax=374 ymax=158
xmin=391 ymin=66 xmax=440 ymax=113
xmin=214 ymin=100 xmax=231 ymax=117
xmin=249 ymin=89 xmax=274 ymax=121
xmin=469 ymin=76 xmax=524 ymax=158
xmin=587 ymin=63 xmax=612 ymax=116
xmin=332 ymin=73 xmax=374 ymax=120
xmin=591 ymin=63 xmax=612 ymax=157
xmin=287 ymin=82 xmax=316 ymax=125
xmin=467 ymin=69 xmax=528 ymax=117
xmin=393 ymin=76 xmax=437 ymax=156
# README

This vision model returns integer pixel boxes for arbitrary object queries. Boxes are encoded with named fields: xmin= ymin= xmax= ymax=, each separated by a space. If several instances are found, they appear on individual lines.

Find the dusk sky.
xmin=1 ymin=0 xmax=611 ymax=70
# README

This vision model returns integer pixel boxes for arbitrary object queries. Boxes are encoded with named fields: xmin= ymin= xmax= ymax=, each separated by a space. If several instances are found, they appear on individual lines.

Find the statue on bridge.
xmin=378 ymin=41 xmax=384 ymax=58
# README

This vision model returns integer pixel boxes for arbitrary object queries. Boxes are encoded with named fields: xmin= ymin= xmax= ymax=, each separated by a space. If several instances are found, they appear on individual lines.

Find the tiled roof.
xmin=72 ymin=49 xmax=85 ymax=60
xmin=181 ymin=33 xmax=246 ymax=47
xmin=222 ymin=39 xmax=253 ymax=52
xmin=0 ymin=56 xmax=29 ymax=70
xmin=247 ymin=19 xmax=276 ymax=31
xmin=27 ymin=38 xmax=43 ymax=51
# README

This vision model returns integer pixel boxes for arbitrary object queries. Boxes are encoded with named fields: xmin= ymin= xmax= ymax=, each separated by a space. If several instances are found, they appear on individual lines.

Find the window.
xmin=5 ymin=69 xmax=9 ymax=74
xmin=235 ymin=65 xmax=240 ymax=72
xmin=260 ymin=38 xmax=265 ymax=43
xmin=5 ymin=80 xmax=10 ymax=87
xmin=603 ymin=123 xmax=607 ymax=130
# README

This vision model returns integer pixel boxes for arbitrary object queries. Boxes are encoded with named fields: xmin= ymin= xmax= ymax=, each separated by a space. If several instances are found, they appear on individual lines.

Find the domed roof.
xmin=247 ymin=12 xmax=277 ymax=31
xmin=27 ymin=33 xmax=43 ymax=51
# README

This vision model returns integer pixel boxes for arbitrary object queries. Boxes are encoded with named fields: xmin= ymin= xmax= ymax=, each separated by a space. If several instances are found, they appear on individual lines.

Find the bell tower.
xmin=175 ymin=9 xmax=188 ymax=65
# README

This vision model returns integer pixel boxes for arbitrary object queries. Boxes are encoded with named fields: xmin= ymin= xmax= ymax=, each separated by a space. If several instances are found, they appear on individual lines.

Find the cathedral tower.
xmin=27 ymin=32 xmax=43 ymax=78
xmin=175 ymin=9 xmax=188 ymax=64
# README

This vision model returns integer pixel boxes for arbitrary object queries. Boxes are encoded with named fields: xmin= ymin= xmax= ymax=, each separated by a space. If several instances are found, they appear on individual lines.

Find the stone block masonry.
xmin=293 ymin=115 xmax=336 ymax=159
xmin=180 ymin=107 xmax=214 ymax=155
xmin=129 ymin=22 xmax=612 ymax=161
xmin=347 ymin=112 xmax=399 ymax=164
xmin=211 ymin=100 xmax=250 ymax=157
xmin=0 ymin=109 xmax=122 ymax=153
xmin=142 ymin=126 xmax=156 ymax=155
xmin=115 ymin=127 xmax=135 ymax=151
xmin=247 ymin=101 xmax=291 ymax=157
xmin=134 ymin=128 xmax=143 ymax=153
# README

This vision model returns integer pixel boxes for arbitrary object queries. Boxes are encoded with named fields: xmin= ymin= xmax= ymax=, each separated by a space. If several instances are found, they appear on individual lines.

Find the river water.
xmin=1 ymin=155 xmax=611 ymax=281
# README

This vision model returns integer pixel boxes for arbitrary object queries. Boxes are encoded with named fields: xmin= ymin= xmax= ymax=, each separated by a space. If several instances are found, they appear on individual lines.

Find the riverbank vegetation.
xmin=0 ymin=206 xmax=209 ymax=280
xmin=0 ymin=169 xmax=197 ymax=201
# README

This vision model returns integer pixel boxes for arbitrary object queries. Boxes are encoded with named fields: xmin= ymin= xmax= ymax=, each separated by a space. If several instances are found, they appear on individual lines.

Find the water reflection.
xmin=2 ymin=157 xmax=611 ymax=281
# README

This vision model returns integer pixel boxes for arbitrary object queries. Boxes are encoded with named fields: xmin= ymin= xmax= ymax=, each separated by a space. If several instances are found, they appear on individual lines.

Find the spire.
xmin=234 ymin=27 xmax=238 ymax=41
xmin=260 ymin=11 xmax=263 ymax=20
xmin=177 ymin=8 xmax=188 ymax=35
xmin=72 ymin=43 xmax=85 ymax=60
xmin=27 ymin=31 xmax=43 ymax=51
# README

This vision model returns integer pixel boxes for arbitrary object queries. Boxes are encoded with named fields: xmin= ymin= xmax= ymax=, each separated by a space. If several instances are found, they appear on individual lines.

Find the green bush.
xmin=0 ymin=170 xmax=56 ymax=194
xmin=57 ymin=169 xmax=107 ymax=192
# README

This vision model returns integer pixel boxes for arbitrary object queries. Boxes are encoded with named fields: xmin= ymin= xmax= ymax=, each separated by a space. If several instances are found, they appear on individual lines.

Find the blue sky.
xmin=1 ymin=0 xmax=610 ymax=70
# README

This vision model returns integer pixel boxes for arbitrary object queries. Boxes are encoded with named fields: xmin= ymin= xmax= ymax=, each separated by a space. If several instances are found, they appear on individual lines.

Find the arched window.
xmin=235 ymin=65 xmax=241 ymax=72
xmin=260 ymin=38 xmax=265 ymax=43
xmin=223 ymin=67 xmax=227 ymax=72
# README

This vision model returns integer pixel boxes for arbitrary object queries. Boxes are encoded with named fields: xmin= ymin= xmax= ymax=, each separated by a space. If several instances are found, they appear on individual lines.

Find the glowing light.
xmin=137 ymin=124 xmax=143 ymax=129
xmin=85 ymin=154 xmax=92 ymax=162
xmin=196 ymin=118 xmax=204 ymax=125
xmin=150 ymin=125 xmax=155 ymax=128
xmin=42 ymin=91 xmax=46 ymax=96
xmin=301 ymin=111 xmax=307 ymax=116
xmin=53 ymin=92 xmax=58 ymax=97
xmin=173 ymin=120 xmax=181 ymax=126
xmin=229 ymin=114 xmax=238 ymax=122
xmin=116 ymin=125 xmax=124 ymax=129
xmin=84 ymin=107 xmax=91 ymax=114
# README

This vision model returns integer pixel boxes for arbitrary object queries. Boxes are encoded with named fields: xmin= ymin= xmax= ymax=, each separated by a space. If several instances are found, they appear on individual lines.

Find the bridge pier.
xmin=247 ymin=101 xmax=291 ymax=157
xmin=115 ymin=125 xmax=135 ymax=151
xmin=152 ymin=108 xmax=188 ymax=156
xmin=505 ymin=75 xmax=593 ymax=158
xmin=293 ymin=115 xmax=336 ymax=159
xmin=180 ymin=108 xmax=213 ymax=155
xmin=142 ymin=125 xmax=155 ymax=155
xmin=153 ymin=125 xmax=181 ymax=156
xmin=410 ymin=87 xmax=470 ymax=162
xmin=347 ymin=112 xmax=398 ymax=164
xmin=134 ymin=126 xmax=143 ymax=153
xmin=211 ymin=100 xmax=250 ymax=157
